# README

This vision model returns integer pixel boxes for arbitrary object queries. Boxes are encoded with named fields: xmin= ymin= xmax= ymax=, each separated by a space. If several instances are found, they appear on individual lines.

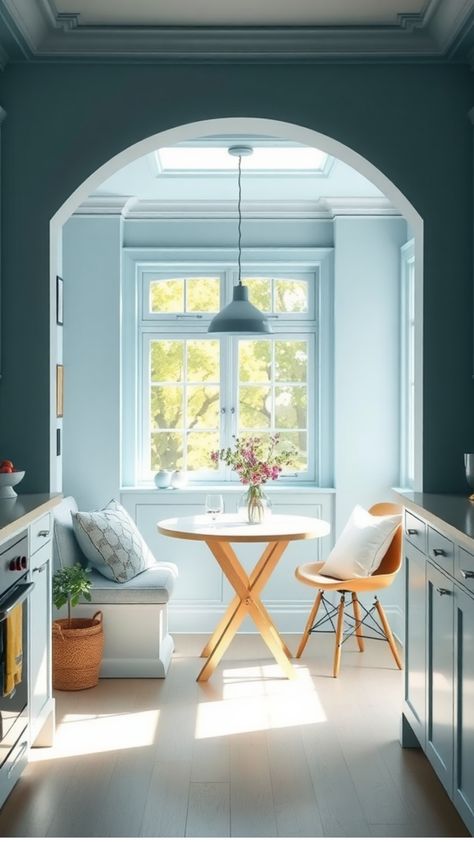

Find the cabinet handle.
xmin=436 ymin=587 xmax=451 ymax=596
xmin=38 ymin=530 xmax=50 ymax=538
xmin=460 ymin=569 xmax=474 ymax=579
xmin=32 ymin=564 xmax=47 ymax=574
xmin=407 ymin=528 xmax=418 ymax=535
xmin=433 ymin=548 xmax=446 ymax=557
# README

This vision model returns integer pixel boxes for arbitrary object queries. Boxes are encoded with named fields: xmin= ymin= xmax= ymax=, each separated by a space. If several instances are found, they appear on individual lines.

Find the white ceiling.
xmin=1 ymin=0 xmax=473 ymax=64
xmin=55 ymin=0 xmax=426 ymax=28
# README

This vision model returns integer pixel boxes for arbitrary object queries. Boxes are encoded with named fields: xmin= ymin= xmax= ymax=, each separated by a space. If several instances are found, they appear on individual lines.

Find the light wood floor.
xmin=0 ymin=634 xmax=468 ymax=838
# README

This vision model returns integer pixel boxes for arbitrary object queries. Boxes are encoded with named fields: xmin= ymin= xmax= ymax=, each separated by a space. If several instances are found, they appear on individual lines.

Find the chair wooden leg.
xmin=333 ymin=594 xmax=345 ymax=678
xmin=296 ymin=590 xmax=323 ymax=659
xmin=352 ymin=593 xmax=365 ymax=652
xmin=374 ymin=598 xmax=402 ymax=670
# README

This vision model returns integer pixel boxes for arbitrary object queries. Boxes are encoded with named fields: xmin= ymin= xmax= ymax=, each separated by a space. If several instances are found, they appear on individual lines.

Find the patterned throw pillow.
xmin=72 ymin=499 xmax=156 ymax=583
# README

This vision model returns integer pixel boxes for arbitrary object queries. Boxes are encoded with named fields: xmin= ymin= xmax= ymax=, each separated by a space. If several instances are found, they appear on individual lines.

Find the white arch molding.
xmin=49 ymin=116 xmax=423 ymax=491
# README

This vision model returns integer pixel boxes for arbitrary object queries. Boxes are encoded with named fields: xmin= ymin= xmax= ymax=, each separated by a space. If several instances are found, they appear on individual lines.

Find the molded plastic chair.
xmin=295 ymin=502 xmax=403 ymax=677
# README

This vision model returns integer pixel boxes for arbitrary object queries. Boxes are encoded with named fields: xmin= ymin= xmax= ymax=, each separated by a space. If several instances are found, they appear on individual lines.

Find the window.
xmin=401 ymin=240 xmax=415 ymax=488
xmin=154 ymin=145 xmax=329 ymax=174
xmin=122 ymin=249 xmax=332 ymax=486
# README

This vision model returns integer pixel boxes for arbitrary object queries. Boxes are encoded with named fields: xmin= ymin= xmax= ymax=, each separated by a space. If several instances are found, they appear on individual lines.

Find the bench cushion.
xmin=85 ymin=565 xmax=176 ymax=604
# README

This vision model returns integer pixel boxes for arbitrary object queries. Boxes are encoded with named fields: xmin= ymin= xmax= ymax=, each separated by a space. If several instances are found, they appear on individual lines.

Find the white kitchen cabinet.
xmin=28 ymin=514 xmax=55 ymax=747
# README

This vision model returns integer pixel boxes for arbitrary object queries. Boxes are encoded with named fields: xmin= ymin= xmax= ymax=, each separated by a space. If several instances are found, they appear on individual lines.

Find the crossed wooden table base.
xmin=158 ymin=514 xmax=330 ymax=682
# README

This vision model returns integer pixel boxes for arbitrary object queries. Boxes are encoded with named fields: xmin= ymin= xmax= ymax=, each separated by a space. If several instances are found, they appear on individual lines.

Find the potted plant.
xmin=52 ymin=564 xmax=104 ymax=691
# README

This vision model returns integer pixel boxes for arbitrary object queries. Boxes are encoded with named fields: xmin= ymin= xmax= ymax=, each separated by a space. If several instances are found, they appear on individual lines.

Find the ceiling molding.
xmin=72 ymin=195 xmax=135 ymax=216
xmin=73 ymin=195 xmax=400 ymax=220
xmin=0 ymin=0 xmax=473 ymax=65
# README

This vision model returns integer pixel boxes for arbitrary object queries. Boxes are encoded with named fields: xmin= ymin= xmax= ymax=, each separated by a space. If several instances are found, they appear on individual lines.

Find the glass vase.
xmin=238 ymin=485 xmax=271 ymax=525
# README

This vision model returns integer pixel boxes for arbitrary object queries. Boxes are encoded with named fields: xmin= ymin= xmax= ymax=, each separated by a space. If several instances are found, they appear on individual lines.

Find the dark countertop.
xmin=395 ymin=490 xmax=474 ymax=547
xmin=0 ymin=493 xmax=62 ymax=543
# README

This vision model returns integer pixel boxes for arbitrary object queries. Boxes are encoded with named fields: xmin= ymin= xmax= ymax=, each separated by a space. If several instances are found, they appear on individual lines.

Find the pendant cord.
xmin=238 ymin=155 xmax=242 ymax=286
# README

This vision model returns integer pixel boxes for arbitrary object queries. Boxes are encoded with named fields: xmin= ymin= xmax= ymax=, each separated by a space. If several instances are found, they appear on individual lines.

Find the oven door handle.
xmin=0 ymin=582 xmax=35 ymax=620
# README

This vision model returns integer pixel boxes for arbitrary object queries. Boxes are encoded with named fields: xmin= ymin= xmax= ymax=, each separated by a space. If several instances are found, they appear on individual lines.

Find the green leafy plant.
xmin=52 ymin=564 xmax=92 ymax=626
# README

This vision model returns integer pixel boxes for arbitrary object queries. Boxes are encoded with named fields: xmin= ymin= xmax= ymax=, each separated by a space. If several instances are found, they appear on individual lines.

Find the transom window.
xmin=123 ymin=251 xmax=331 ymax=486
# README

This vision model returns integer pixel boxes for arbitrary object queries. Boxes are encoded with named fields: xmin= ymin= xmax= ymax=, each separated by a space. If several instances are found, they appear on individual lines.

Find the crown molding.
xmin=0 ymin=0 xmax=473 ymax=65
xmin=72 ymin=195 xmax=135 ymax=216
xmin=73 ymin=195 xmax=400 ymax=219
xmin=322 ymin=196 xmax=401 ymax=217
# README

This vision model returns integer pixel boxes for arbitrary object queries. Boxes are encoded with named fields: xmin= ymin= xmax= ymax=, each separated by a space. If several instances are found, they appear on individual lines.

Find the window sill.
xmin=120 ymin=484 xmax=336 ymax=494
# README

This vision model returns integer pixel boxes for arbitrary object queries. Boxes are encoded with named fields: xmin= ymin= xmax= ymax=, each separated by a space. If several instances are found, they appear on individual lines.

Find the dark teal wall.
xmin=0 ymin=62 xmax=472 ymax=492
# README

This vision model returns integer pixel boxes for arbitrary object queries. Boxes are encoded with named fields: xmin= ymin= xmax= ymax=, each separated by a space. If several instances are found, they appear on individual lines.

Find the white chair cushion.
xmin=72 ymin=499 xmax=156 ymax=583
xmin=319 ymin=504 xmax=401 ymax=580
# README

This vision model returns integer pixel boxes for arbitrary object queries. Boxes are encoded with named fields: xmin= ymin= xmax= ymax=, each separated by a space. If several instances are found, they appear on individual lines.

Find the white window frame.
xmin=121 ymin=247 xmax=333 ymax=487
xmin=400 ymin=239 xmax=416 ymax=488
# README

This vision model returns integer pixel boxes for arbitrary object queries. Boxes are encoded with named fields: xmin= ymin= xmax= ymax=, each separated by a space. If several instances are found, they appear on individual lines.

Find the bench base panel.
xmin=72 ymin=602 xmax=174 ymax=678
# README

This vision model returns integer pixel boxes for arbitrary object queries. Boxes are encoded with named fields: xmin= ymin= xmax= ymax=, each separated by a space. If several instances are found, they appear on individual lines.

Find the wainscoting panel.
xmin=121 ymin=488 xmax=335 ymax=633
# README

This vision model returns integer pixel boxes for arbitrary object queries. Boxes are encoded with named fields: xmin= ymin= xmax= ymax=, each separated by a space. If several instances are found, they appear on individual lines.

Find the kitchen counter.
xmin=395 ymin=490 xmax=474 ymax=548
xmin=0 ymin=493 xmax=62 ymax=543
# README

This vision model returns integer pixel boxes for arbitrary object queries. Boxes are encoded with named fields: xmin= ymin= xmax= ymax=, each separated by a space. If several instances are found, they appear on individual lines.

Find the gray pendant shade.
xmin=208 ymin=283 xmax=271 ymax=334
xmin=208 ymin=145 xmax=272 ymax=336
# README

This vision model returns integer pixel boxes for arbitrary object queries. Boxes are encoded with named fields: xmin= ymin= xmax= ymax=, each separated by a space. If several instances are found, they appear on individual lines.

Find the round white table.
xmin=158 ymin=513 xmax=330 ymax=682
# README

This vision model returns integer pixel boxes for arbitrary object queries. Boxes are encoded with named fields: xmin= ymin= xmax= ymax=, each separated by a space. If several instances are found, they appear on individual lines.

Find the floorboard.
xmin=0 ymin=633 xmax=468 ymax=838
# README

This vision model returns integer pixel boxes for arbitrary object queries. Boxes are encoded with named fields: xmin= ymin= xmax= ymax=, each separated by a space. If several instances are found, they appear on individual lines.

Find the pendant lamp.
xmin=208 ymin=146 xmax=271 ymax=335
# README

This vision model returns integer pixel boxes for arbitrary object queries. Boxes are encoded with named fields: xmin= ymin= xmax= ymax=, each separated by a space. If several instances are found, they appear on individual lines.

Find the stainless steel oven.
xmin=0 ymin=532 xmax=33 ymax=806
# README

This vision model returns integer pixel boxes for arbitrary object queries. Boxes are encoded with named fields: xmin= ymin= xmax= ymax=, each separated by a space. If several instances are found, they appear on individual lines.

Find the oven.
xmin=0 ymin=532 xmax=33 ymax=805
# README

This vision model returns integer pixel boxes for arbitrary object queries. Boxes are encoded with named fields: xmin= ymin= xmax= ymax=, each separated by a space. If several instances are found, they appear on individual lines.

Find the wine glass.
xmin=205 ymin=494 xmax=224 ymax=522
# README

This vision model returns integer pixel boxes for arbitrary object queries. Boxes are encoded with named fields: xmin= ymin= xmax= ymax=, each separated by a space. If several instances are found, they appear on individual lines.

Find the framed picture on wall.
xmin=56 ymin=275 xmax=64 ymax=326
xmin=56 ymin=364 xmax=64 ymax=417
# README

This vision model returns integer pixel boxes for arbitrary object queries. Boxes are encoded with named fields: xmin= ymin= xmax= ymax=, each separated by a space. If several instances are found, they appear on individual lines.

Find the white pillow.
xmin=319 ymin=505 xmax=401 ymax=580
xmin=72 ymin=499 xmax=156 ymax=583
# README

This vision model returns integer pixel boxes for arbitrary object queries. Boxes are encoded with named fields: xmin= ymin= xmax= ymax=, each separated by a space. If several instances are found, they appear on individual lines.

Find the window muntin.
xmin=238 ymin=338 xmax=309 ymax=471
xmin=244 ymin=276 xmax=310 ymax=316
xmin=147 ymin=276 xmax=220 ymax=316
xmin=147 ymin=337 xmax=221 ymax=475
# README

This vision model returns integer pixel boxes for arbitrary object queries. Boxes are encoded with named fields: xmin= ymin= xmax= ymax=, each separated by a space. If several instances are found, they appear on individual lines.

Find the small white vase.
xmin=154 ymin=469 xmax=172 ymax=489
xmin=170 ymin=470 xmax=188 ymax=489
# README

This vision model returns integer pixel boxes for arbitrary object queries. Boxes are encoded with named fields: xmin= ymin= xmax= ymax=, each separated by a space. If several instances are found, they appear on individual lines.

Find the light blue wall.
xmin=334 ymin=217 xmax=407 ymax=533
xmin=334 ymin=216 xmax=408 ymax=641
xmin=123 ymin=218 xmax=334 ymax=249
xmin=62 ymin=216 xmax=122 ymax=510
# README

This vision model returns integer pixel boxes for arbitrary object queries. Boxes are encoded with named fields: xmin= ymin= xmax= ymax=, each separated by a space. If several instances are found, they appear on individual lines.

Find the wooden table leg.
xmin=200 ymin=541 xmax=280 ymax=658
xmin=197 ymin=538 xmax=294 ymax=682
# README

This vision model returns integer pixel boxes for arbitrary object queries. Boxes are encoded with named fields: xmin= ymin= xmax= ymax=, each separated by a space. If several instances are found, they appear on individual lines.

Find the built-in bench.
xmin=52 ymin=497 xmax=177 ymax=677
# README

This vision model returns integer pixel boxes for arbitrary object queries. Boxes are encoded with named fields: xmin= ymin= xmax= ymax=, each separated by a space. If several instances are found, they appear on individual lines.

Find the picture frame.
xmin=56 ymin=275 xmax=64 ymax=326
xmin=56 ymin=364 xmax=64 ymax=418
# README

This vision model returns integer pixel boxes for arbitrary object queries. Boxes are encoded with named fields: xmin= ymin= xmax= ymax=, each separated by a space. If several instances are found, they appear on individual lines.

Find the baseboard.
xmin=169 ymin=599 xmax=405 ymax=639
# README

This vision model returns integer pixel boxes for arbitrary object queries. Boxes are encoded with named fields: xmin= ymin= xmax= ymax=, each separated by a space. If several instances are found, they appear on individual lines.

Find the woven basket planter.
xmin=52 ymin=611 xmax=104 ymax=691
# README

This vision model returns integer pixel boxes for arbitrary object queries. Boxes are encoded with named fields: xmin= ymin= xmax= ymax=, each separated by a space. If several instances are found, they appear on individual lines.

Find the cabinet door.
xmin=404 ymin=541 xmax=426 ymax=746
xmin=426 ymin=561 xmax=454 ymax=795
xmin=453 ymin=585 xmax=474 ymax=834
xmin=29 ymin=541 xmax=52 ymax=740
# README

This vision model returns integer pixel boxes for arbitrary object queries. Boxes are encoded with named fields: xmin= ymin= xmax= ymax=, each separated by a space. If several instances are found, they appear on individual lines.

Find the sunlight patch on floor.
xmin=29 ymin=709 xmax=160 ymax=760
xmin=195 ymin=664 xmax=326 ymax=738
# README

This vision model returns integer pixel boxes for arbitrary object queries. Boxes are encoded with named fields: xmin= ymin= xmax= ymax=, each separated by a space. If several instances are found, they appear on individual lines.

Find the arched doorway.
xmin=50 ymin=115 xmax=423 ymax=497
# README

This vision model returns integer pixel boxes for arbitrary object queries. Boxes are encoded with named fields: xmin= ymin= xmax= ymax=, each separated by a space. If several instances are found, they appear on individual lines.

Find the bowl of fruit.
xmin=0 ymin=460 xmax=25 ymax=499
